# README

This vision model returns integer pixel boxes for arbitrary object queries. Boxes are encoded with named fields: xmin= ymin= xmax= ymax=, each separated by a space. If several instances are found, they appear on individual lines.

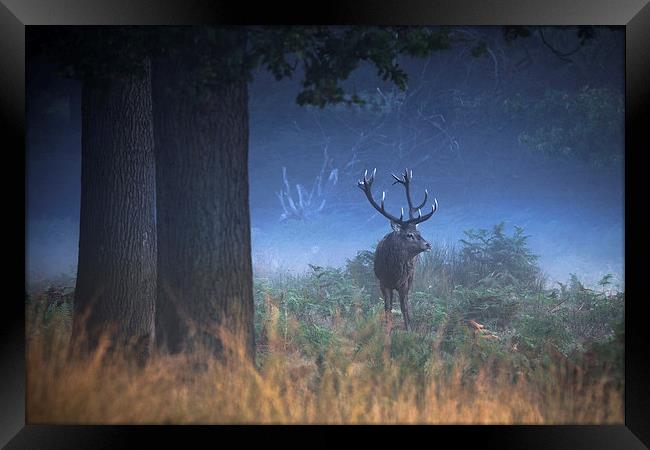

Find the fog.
xmin=26 ymin=26 xmax=625 ymax=291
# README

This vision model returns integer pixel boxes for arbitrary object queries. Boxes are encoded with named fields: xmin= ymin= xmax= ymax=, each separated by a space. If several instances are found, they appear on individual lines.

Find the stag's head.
xmin=389 ymin=222 xmax=432 ymax=255
xmin=358 ymin=168 xmax=437 ymax=256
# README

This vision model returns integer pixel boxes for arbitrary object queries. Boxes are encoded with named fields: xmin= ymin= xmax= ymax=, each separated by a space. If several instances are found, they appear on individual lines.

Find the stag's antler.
xmin=390 ymin=168 xmax=438 ymax=224
xmin=358 ymin=168 xmax=438 ymax=226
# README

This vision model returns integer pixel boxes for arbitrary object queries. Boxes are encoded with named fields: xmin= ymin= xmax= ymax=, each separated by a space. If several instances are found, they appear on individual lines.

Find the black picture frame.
xmin=3 ymin=0 xmax=648 ymax=448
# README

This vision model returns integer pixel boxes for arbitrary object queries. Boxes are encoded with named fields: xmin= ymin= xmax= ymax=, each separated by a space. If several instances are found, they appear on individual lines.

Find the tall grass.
xmin=27 ymin=288 xmax=622 ymax=424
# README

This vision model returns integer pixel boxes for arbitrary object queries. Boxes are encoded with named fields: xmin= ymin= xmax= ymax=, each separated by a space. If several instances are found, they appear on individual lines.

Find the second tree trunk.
xmin=152 ymin=52 xmax=255 ymax=361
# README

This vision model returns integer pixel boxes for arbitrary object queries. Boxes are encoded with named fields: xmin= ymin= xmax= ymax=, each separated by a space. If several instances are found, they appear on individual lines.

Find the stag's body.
xmin=374 ymin=232 xmax=418 ymax=329
xmin=358 ymin=168 xmax=438 ymax=331
xmin=374 ymin=233 xmax=417 ymax=292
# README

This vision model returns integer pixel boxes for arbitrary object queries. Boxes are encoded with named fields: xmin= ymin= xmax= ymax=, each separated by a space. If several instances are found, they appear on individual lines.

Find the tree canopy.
xmin=28 ymin=26 xmax=459 ymax=107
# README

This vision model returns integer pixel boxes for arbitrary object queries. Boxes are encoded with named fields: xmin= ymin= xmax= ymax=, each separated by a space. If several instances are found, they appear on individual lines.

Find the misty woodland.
xmin=26 ymin=26 xmax=623 ymax=424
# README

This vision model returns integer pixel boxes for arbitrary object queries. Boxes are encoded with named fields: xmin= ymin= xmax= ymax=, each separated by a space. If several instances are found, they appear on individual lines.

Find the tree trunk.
xmin=72 ymin=61 xmax=157 ymax=364
xmin=151 ymin=51 xmax=255 ymax=362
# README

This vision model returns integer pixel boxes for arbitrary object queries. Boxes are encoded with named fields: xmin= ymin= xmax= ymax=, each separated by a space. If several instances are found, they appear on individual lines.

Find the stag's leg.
xmin=398 ymin=288 xmax=411 ymax=332
xmin=380 ymin=284 xmax=393 ymax=330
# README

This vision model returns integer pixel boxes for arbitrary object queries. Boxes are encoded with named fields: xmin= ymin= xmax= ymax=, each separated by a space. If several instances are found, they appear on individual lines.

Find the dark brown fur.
xmin=374 ymin=223 xmax=431 ymax=331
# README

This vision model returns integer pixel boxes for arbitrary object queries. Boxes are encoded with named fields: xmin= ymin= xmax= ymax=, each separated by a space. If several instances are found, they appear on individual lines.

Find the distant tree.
xmin=503 ymin=86 xmax=624 ymax=166
xmin=497 ymin=26 xmax=624 ymax=166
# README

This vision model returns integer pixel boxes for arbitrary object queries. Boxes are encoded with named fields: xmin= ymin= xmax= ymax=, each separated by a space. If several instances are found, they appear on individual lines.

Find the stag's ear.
xmin=390 ymin=221 xmax=401 ymax=232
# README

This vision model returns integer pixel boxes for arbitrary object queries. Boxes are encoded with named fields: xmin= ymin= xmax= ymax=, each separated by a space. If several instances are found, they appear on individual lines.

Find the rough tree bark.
xmin=151 ymin=50 xmax=255 ymax=361
xmin=72 ymin=61 xmax=157 ymax=363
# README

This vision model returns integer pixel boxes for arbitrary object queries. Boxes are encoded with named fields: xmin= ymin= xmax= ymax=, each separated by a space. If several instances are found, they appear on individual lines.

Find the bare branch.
xmin=277 ymin=148 xmax=338 ymax=221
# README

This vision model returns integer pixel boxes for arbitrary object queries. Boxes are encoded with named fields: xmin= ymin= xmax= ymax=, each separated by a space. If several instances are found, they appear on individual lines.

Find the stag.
xmin=358 ymin=168 xmax=438 ymax=331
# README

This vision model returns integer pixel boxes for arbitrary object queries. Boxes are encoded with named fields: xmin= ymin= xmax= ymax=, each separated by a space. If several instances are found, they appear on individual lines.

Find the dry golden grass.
xmin=26 ymin=312 xmax=623 ymax=425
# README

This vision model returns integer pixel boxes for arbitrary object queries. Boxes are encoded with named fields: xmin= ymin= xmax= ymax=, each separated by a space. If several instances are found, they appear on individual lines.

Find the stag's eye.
xmin=406 ymin=233 xmax=414 ymax=239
